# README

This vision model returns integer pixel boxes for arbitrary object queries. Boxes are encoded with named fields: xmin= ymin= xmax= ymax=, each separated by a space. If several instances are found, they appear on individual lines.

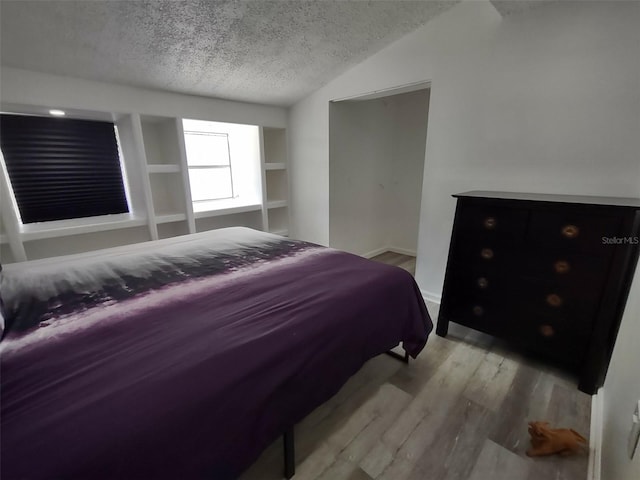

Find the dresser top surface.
xmin=454 ymin=191 xmax=640 ymax=208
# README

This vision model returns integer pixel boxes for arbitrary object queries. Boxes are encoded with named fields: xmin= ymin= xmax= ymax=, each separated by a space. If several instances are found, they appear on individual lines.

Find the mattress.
xmin=0 ymin=227 xmax=432 ymax=479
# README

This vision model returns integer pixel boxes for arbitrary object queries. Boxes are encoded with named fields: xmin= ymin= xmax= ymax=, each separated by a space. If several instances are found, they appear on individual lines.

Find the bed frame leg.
xmin=385 ymin=347 xmax=409 ymax=364
xmin=283 ymin=427 xmax=295 ymax=479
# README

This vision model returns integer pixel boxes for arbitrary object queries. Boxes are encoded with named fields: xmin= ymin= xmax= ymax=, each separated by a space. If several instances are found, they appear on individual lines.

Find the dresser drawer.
xmin=517 ymin=251 xmax=610 ymax=298
xmin=455 ymin=203 xmax=528 ymax=245
xmin=509 ymin=312 xmax=591 ymax=367
xmin=447 ymin=300 xmax=506 ymax=337
xmin=449 ymin=244 xmax=511 ymax=278
xmin=500 ymin=277 xmax=598 ymax=366
xmin=527 ymin=210 xmax=622 ymax=254
xmin=508 ymin=277 xmax=601 ymax=325
xmin=446 ymin=266 xmax=511 ymax=299
xmin=444 ymin=252 xmax=511 ymax=332
xmin=498 ymin=290 xmax=593 ymax=366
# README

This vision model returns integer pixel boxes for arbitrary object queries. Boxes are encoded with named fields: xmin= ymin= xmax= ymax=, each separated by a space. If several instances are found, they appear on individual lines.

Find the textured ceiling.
xmin=0 ymin=0 xmax=461 ymax=107
xmin=489 ymin=0 xmax=557 ymax=17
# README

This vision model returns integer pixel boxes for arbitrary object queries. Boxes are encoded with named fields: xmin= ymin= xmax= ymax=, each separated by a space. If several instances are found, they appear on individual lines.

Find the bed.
xmin=0 ymin=227 xmax=432 ymax=479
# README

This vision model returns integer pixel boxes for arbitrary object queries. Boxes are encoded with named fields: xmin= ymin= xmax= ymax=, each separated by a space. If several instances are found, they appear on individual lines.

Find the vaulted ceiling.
xmin=1 ymin=1 xmax=551 ymax=107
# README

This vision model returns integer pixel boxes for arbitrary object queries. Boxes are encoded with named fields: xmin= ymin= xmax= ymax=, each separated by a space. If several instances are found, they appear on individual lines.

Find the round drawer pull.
xmin=546 ymin=294 xmax=563 ymax=307
xmin=480 ymin=248 xmax=494 ymax=260
xmin=477 ymin=277 xmax=489 ymax=289
xmin=483 ymin=217 xmax=497 ymax=230
xmin=472 ymin=305 xmax=484 ymax=316
xmin=561 ymin=224 xmax=580 ymax=239
xmin=539 ymin=325 xmax=555 ymax=337
xmin=554 ymin=260 xmax=571 ymax=274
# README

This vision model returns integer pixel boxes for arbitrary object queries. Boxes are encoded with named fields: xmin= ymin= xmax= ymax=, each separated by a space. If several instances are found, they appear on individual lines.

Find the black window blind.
xmin=0 ymin=114 xmax=129 ymax=224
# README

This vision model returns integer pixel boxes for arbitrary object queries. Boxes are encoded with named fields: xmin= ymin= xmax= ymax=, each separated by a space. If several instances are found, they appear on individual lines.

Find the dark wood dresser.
xmin=437 ymin=191 xmax=640 ymax=394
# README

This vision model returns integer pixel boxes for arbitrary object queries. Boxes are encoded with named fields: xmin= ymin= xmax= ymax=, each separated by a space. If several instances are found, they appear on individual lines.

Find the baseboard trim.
xmin=420 ymin=289 xmax=441 ymax=305
xmin=360 ymin=247 xmax=390 ymax=259
xmin=360 ymin=246 xmax=417 ymax=259
xmin=387 ymin=246 xmax=417 ymax=257
xmin=588 ymin=388 xmax=603 ymax=480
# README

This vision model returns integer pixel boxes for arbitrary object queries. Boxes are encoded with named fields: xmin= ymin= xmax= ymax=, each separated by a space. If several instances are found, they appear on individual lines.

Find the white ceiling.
xmin=0 ymin=0 xmax=569 ymax=107
xmin=0 ymin=0 xmax=464 ymax=107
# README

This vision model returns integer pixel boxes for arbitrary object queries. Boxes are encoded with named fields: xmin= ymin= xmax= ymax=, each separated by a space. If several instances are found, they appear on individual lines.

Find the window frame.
xmin=183 ymin=129 xmax=236 ymax=203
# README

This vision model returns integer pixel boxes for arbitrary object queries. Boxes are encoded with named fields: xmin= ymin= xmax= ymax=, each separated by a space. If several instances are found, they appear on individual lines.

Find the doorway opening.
xmin=329 ymin=82 xmax=431 ymax=270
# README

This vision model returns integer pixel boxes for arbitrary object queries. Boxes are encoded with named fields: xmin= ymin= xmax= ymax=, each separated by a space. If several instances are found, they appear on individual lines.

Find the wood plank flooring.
xmin=240 ymin=252 xmax=591 ymax=480
xmin=369 ymin=251 xmax=416 ymax=276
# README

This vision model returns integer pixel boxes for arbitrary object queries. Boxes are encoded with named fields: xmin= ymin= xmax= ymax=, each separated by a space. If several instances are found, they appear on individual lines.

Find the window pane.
xmin=188 ymin=167 xmax=233 ymax=201
xmin=184 ymin=132 xmax=230 ymax=166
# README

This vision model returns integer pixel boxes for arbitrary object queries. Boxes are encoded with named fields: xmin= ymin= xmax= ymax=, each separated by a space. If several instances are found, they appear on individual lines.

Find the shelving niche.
xmin=157 ymin=221 xmax=190 ymax=240
xmin=196 ymin=210 xmax=263 ymax=233
xmin=267 ymin=207 xmax=288 ymax=237
xmin=148 ymin=173 xmax=188 ymax=221
xmin=265 ymin=170 xmax=288 ymax=204
xmin=137 ymin=115 xmax=194 ymax=238
xmin=140 ymin=116 xmax=182 ymax=166
xmin=262 ymin=127 xmax=289 ymax=236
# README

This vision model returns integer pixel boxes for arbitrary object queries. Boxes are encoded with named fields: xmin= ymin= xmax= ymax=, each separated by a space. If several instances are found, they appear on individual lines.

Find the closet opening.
xmin=329 ymin=82 xmax=431 ymax=275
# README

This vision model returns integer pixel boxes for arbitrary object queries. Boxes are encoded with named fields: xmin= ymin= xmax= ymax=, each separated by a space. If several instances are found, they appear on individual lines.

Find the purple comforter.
xmin=1 ymin=228 xmax=431 ymax=479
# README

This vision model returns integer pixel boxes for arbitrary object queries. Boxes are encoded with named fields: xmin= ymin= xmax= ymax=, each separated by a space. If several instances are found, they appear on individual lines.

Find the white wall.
xmin=329 ymin=89 xmax=429 ymax=256
xmin=0 ymin=68 xmax=286 ymax=128
xmin=601 ymin=268 xmax=640 ymax=480
xmin=387 ymin=90 xmax=430 ymax=253
xmin=329 ymin=99 xmax=390 ymax=254
xmin=289 ymin=92 xmax=331 ymax=245
xmin=288 ymin=0 xmax=640 ymax=300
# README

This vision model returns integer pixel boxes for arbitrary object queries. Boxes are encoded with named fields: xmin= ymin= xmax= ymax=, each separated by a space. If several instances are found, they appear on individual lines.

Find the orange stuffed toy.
xmin=526 ymin=421 xmax=588 ymax=456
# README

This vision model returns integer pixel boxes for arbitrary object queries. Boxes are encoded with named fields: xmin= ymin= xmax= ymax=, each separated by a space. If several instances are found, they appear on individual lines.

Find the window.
xmin=0 ymin=114 xmax=129 ymax=224
xmin=183 ymin=130 xmax=234 ymax=202
xmin=182 ymin=119 xmax=261 ymax=213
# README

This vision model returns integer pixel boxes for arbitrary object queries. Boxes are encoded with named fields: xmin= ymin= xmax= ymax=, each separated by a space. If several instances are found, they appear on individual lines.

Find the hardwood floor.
xmin=240 ymin=252 xmax=591 ymax=480
xmin=369 ymin=251 xmax=416 ymax=276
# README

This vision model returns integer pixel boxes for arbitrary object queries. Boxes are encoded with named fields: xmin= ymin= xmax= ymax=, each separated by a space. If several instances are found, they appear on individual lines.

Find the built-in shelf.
xmin=20 ymin=216 xmax=148 ymax=241
xmin=194 ymin=204 xmax=262 ymax=220
xmin=148 ymin=173 xmax=188 ymax=224
xmin=263 ymin=128 xmax=287 ymax=165
xmin=157 ymin=221 xmax=190 ymax=239
xmin=265 ymin=162 xmax=286 ymax=171
xmin=136 ymin=115 xmax=194 ymax=239
xmin=265 ymin=169 xmax=288 ymax=203
xmin=195 ymin=209 xmax=263 ymax=233
xmin=0 ymin=114 xmax=290 ymax=263
xmin=147 ymin=164 xmax=181 ymax=174
xmin=267 ymin=206 xmax=288 ymax=235
xmin=261 ymin=127 xmax=289 ymax=235
xmin=155 ymin=213 xmax=188 ymax=224
xmin=140 ymin=116 xmax=182 ymax=166
xmin=266 ymin=200 xmax=288 ymax=209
